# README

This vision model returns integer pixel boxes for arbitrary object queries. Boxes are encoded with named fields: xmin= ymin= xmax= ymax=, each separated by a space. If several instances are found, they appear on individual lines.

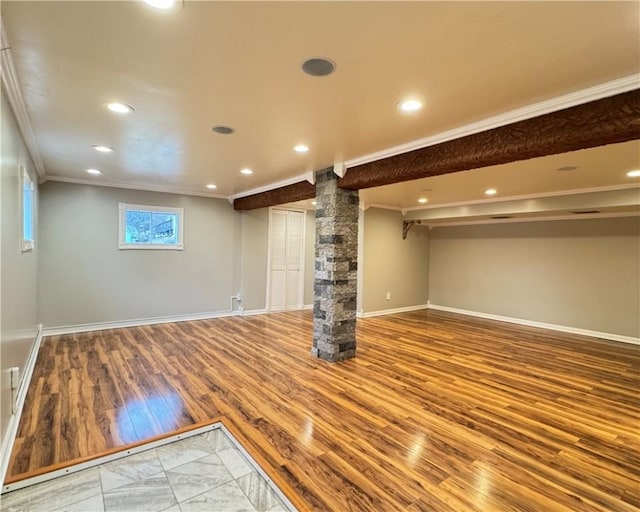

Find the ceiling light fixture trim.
xmin=398 ymin=100 xmax=423 ymax=112
xmin=104 ymin=102 xmax=134 ymax=114
xmin=93 ymin=145 xmax=114 ymax=153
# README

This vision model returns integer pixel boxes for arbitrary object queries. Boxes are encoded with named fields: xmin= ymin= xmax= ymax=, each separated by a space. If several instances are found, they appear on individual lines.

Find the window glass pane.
xmin=23 ymin=181 xmax=34 ymax=242
xmin=151 ymin=212 xmax=177 ymax=244
xmin=125 ymin=210 xmax=152 ymax=243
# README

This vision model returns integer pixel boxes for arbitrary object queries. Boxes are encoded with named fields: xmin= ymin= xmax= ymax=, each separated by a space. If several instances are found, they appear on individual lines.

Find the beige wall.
xmin=38 ymin=182 xmax=239 ymax=327
xmin=429 ymin=217 xmax=640 ymax=338
xmin=239 ymin=208 xmax=270 ymax=311
xmin=0 ymin=93 xmax=39 ymax=443
xmin=362 ymin=207 xmax=430 ymax=313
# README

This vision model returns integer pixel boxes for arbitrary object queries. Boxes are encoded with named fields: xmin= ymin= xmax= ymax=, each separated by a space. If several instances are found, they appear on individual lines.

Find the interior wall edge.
xmin=0 ymin=324 xmax=43 ymax=486
xmin=428 ymin=304 xmax=640 ymax=345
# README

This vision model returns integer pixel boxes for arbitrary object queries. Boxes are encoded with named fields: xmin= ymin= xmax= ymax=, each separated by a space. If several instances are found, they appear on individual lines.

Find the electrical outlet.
xmin=385 ymin=292 xmax=391 ymax=301
xmin=236 ymin=292 xmax=242 ymax=302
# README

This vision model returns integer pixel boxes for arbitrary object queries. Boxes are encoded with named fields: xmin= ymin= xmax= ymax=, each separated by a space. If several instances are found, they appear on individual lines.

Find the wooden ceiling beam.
xmin=233 ymin=180 xmax=316 ymax=210
xmin=338 ymin=90 xmax=640 ymax=190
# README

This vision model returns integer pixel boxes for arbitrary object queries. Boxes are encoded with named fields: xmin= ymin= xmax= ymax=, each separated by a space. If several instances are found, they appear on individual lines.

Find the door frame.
xmin=265 ymin=206 xmax=307 ymax=312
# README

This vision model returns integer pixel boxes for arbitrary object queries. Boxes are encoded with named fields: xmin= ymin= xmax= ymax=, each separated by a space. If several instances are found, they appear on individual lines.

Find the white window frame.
xmin=118 ymin=203 xmax=184 ymax=250
xmin=20 ymin=165 xmax=35 ymax=253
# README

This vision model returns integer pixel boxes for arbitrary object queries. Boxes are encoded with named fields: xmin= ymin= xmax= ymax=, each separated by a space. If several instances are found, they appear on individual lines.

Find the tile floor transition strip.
xmin=0 ymin=424 xmax=297 ymax=512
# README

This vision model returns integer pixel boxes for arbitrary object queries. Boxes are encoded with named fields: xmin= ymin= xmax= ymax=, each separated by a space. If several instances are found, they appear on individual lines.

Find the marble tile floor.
xmin=1 ymin=429 xmax=292 ymax=512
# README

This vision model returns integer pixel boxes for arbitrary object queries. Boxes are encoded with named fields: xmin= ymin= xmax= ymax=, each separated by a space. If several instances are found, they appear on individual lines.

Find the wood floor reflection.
xmin=7 ymin=310 xmax=640 ymax=511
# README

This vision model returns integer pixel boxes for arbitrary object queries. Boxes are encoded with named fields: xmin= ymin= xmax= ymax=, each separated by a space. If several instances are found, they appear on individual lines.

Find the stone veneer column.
xmin=312 ymin=168 xmax=359 ymax=362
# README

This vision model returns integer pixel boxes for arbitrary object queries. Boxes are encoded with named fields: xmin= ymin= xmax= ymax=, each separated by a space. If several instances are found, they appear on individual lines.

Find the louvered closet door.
xmin=269 ymin=209 xmax=288 ymax=311
xmin=285 ymin=211 xmax=304 ymax=309
xmin=268 ymin=209 xmax=305 ymax=311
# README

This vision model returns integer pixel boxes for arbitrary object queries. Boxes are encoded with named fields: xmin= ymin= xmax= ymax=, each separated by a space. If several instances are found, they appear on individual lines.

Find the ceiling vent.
xmin=212 ymin=126 xmax=235 ymax=135
xmin=302 ymin=58 xmax=336 ymax=77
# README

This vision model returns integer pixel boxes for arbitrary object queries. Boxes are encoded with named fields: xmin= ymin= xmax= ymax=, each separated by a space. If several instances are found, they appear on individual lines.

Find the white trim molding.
xmin=428 ymin=304 xmax=639 ymax=345
xmin=0 ymin=23 xmax=46 ymax=179
xmin=230 ymin=172 xmax=313 ymax=201
xmin=403 ymin=183 xmax=640 ymax=213
xmin=46 ymin=176 xmax=227 ymax=200
xmin=42 ymin=311 xmax=235 ymax=336
xmin=41 ymin=307 xmax=303 ymax=336
xmin=0 ymin=324 xmax=43 ymax=487
xmin=241 ymin=309 xmax=269 ymax=317
xmin=425 ymin=211 xmax=640 ymax=229
xmin=344 ymin=74 xmax=640 ymax=168
xmin=357 ymin=304 xmax=429 ymax=319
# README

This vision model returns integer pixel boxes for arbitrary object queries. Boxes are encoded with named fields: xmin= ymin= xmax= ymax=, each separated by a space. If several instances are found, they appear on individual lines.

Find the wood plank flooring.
xmin=6 ymin=310 xmax=640 ymax=511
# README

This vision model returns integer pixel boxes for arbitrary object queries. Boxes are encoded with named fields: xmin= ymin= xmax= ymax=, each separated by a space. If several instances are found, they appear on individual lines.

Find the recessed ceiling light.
xmin=212 ymin=126 xmax=235 ymax=135
xmin=294 ymin=144 xmax=310 ymax=153
xmin=105 ymin=102 xmax=134 ymax=114
xmin=86 ymin=168 xmax=102 ymax=175
xmin=311 ymin=201 xmax=317 ymax=206
xmin=240 ymin=168 xmax=253 ymax=175
xmin=143 ymin=0 xmax=176 ymax=9
xmin=92 ymin=145 xmax=114 ymax=153
xmin=398 ymin=100 xmax=423 ymax=112
xmin=418 ymin=198 xmax=428 ymax=204
xmin=626 ymin=169 xmax=640 ymax=178
xmin=206 ymin=184 xmax=217 ymax=190
xmin=556 ymin=165 xmax=578 ymax=171
xmin=302 ymin=58 xmax=336 ymax=77
xmin=485 ymin=188 xmax=497 ymax=196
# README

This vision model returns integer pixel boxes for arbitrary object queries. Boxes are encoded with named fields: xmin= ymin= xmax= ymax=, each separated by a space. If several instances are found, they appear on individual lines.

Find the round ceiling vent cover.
xmin=212 ymin=126 xmax=235 ymax=134
xmin=302 ymin=58 xmax=336 ymax=77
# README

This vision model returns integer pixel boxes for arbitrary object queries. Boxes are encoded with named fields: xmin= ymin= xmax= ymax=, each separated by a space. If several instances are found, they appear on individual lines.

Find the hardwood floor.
xmin=6 ymin=310 xmax=640 ymax=511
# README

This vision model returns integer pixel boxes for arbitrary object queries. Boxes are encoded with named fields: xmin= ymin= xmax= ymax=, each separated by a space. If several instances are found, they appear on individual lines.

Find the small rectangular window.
xmin=118 ymin=203 xmax=184 ymax=250
xmin=21 ymin=166 xmax=35 ymax=252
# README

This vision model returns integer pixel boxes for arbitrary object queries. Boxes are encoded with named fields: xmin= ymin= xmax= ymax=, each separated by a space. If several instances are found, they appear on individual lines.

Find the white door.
xmin=268 ymin=208 xmax=305 ymax=311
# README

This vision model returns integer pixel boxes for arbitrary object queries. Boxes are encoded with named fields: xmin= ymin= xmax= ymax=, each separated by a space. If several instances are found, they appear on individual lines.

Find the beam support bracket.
xmin=403 ymin=220 xmax=421 ymax=239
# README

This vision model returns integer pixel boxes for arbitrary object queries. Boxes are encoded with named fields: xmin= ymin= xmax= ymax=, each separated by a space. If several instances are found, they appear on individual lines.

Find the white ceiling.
xmin=2 ymin=1 xmax=639 ymax=205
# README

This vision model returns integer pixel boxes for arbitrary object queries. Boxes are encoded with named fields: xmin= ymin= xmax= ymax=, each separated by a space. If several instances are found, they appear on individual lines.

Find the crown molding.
xmin=424 ymin=210 xmax=640 ymax=229
xmin=344 ymin=74 xmax=640 ymax=169
xmin=0 ymin=22 xmax=46 ymax=178
xmin=364 ymin=203 xmax=405 ymax=212
xmin=46 ymin=175 xmax=228 ymax=200
xmin=401 ymin=183 xmax=640 ymax=213
xmin=229 ymin=172 xmax=313 ymax=201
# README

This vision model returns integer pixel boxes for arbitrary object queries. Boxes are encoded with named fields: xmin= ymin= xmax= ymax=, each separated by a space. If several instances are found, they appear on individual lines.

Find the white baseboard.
xmin=427 ymin=304 xmax=640 ymax=345
xmin=42 ymin=310 xmax=237 ymax=336
xmin=41 ymin=306 xmax=313 ymax=336
xmin=0 ymin=324 xmax=43 ymax=486
xmin=303 ymin=304 xmax=313 ymax=311
xmin=357 ymin=304 xmax=429 ymax=319
xmin=241 ymin=309 xmax=268 ymax=317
